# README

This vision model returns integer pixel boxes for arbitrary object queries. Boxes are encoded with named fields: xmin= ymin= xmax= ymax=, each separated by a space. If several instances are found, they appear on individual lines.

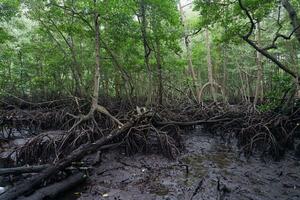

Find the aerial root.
xmin=1 ymin=100 xmax=300 ymax=200
xmin=122 ymin=123 xmax=181 ymax=159
xmin=68 ymin=104 xmax=123 ymax=132
xmin=1 ymin=118 xmax=135 ymax=200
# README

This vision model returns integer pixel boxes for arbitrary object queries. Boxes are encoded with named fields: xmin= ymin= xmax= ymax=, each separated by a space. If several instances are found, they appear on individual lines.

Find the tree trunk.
xmin=222 ymin=44 xmax=228 ymax=98
xmin=238 ymin=67 xmax=247 ymax=102
xmin=70 ymin=1 xmax=83 ymax=97
xmin=139 ymin=0 xmax=152 ymax=105
xmin=178 ymin=0 xmax=199 ymax=101
xmin=245 ymin=70 xmax=251 ymax=102
xmin=68 ymin=0 xmax=123 ymax=132
xmin=155 ymin=37 xmax=163 ymax=105
xmin=69 ymin=0 xmax=82 ymax=97
xmin=282 ymin=0 xmax=300 ymax=44
xmin=254 ymin=22 xmax=264 ymax=106
xmin=18 ymin=50 xmax=26 ymax=97
xmin=69 ymin=36 xmax=84 ymax=97
xmin=115 ymin=74 xmax=121 ymax=98
xmin=92 ymin=4 xmax=101 ymax=110
xmin=205 ymin=29 xmax=217 ymax=102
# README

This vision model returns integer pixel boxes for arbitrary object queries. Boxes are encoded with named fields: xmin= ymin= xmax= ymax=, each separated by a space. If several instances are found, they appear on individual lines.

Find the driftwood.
xmin=18 ymin=172 xmax=86 ymax=200
xmin=0 ymin=120 xmax=134 ymax=200
xmin=0 ymin=165 xmax=49 ymax=176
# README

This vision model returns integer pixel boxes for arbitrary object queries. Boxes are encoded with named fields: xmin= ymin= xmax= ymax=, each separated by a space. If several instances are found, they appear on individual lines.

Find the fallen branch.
xmin=191 ymin=178 xmax=204 ymax=200
xmin=0 ymin=119 xmax=134 ymax=200
xmin=0 ymin=165 xmax=49 ymax=176
xmin=18 ymin=172 xmax=86 ymax=200
xmin=155 ymin=118 xmax=231 ymax=126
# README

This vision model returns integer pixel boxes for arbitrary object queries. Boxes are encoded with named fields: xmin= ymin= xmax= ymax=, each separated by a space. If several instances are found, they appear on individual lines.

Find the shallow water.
xmin=65 ymin=127 xmax=300 ymax=200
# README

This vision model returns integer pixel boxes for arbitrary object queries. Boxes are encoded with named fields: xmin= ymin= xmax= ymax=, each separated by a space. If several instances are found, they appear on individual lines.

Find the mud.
xmin=62 ymin=127 xmax=300 ymax=200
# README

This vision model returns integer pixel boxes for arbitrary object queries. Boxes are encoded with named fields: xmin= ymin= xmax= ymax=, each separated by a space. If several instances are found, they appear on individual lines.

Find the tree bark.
xmin=139 ymin=0 xmax=152 ymax=105
xmin=238 ymin=66 xmax=247 ymax=102
xmin=19 ymin=173 xmax=86 ymax=200
xmin=69 ymin=35 xmax=84 ymax=97
xmin=282 ymin=0 xmax=300 ymax=44
xmin=254 ymin=22 xmax=264 ymax=106
xmin=0 ymin=165 xmax=49 ymax=176
xmin=222 ymin=44 xmax=228 ymax=98
xmin=205 ymin=29 xmax=217 ymax=102
xmin=92 ymin=3 xmax=101 ymax=111
xmin=68 ymin=0 xmax=123 ymax=132
xmin=155 ymin=38 xmax=163 ymax=105
xmin=282 ymin=0 xmax=300 ymax=98
xmin=178 ymin=0 xmax=199 ymax=101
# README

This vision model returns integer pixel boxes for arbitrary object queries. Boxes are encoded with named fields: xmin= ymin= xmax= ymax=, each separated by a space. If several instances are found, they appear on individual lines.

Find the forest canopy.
xmin=0 ymin=0 xmax=299 ymax=107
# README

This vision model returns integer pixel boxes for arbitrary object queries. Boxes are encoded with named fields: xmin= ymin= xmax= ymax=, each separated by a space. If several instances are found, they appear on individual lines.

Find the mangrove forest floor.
xmin=61 ymin=127 xmax=300 ymax=200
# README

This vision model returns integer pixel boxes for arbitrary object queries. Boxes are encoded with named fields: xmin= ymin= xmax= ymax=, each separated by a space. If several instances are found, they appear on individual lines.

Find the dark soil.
xmin=1 ymin=101 xmax=300 ymax=200
xmin=60 ymin=127 xmax=300 ymax=200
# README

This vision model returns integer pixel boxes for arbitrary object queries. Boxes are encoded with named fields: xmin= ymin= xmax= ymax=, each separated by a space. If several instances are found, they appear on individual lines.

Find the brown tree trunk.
xmin=139 ymin=0 xmax=152 ymax=105
xmin=18 ymin=50 xmax=26 ymax=97
xmin=222 ymin=44 xmax=228 ymax=98
xmin=115 ymin=74 xmax=121 ymax=98
xmin=254 ymin=22 xmax=264 ymax=106
xmin=68 ymin=0 xmax=123 ymax=131
xmin=155 ymin=37 xmax=163 ymax=105
xmin=70 ymin=36 xmax=84 ymax=97
xmin=92 ymin=5 xmax=101 ymax=110
xmin=238 ymin=67 xmax=247 ymax=102
xmin=69 ymin=0 xmax=83 ymax=96
xmin=178 ymin=0 xmax=199 ymax=101
xmin=205 ymin=29 xmax=217 ymax=102
xmin=282 ymin=0 xmax=300 ymax=44
xmin=245 ymin=70 xmax=251 ymax=102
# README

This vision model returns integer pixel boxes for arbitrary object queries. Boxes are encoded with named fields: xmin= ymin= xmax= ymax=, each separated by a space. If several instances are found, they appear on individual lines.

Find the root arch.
xmin=197 ymin=81 xmax=227 ymax=103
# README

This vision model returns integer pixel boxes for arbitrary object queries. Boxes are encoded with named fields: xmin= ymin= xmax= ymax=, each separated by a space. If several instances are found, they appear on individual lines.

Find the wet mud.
xmin=67 ymin=127 xmax=300 ymax=200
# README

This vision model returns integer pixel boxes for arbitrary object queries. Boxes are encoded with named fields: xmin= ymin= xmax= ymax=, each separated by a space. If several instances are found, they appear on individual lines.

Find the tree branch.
xmin=238 ymin=0 xmax=298 ymax=79
xmin=238 ymin=0 xmax=255 ymax=39
xmin=281 ymin=0 xmax=300 ymax=44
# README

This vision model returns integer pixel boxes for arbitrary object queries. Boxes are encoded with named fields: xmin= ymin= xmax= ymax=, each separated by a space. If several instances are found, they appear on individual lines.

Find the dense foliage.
xmin=0 ymin=0 xmax=299 ymax=108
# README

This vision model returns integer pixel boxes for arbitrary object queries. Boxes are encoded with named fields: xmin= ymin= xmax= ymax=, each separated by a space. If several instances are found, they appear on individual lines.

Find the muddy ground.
xmin=55 ymin=127 xmax=300 ymax=200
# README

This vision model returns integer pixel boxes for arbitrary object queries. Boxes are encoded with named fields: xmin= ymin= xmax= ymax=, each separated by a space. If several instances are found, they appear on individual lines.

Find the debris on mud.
xmin=0 ymin=100 xmax=299 ymax=200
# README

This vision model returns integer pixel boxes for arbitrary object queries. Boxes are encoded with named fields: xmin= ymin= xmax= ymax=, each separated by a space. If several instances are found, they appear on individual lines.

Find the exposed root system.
xmin=0 ymin=99 xmax=299 ymax=200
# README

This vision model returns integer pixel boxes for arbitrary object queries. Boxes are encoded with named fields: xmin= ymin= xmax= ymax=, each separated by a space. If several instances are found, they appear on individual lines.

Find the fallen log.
xmin=18 ymin=172 xmax=86 ymax=200
xmin=0 ymin=120 xmax=134 ymax=200
xmin=155 ymin=118 xmax=231 ymax=126
xmin=0 ymin=165 xmax=49 ymax=176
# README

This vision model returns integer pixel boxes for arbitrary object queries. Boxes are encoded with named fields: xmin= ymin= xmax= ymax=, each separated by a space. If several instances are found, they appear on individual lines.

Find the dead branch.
xmin=0 ymin=119 xmax=134 ymax=200
xmin=155 ymin=118 xmax=231 ymax=127
xmin=18 ymin=173 xmax=86 ymax=200
xmin=0 ymin=165 xmax=49 ymax=176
